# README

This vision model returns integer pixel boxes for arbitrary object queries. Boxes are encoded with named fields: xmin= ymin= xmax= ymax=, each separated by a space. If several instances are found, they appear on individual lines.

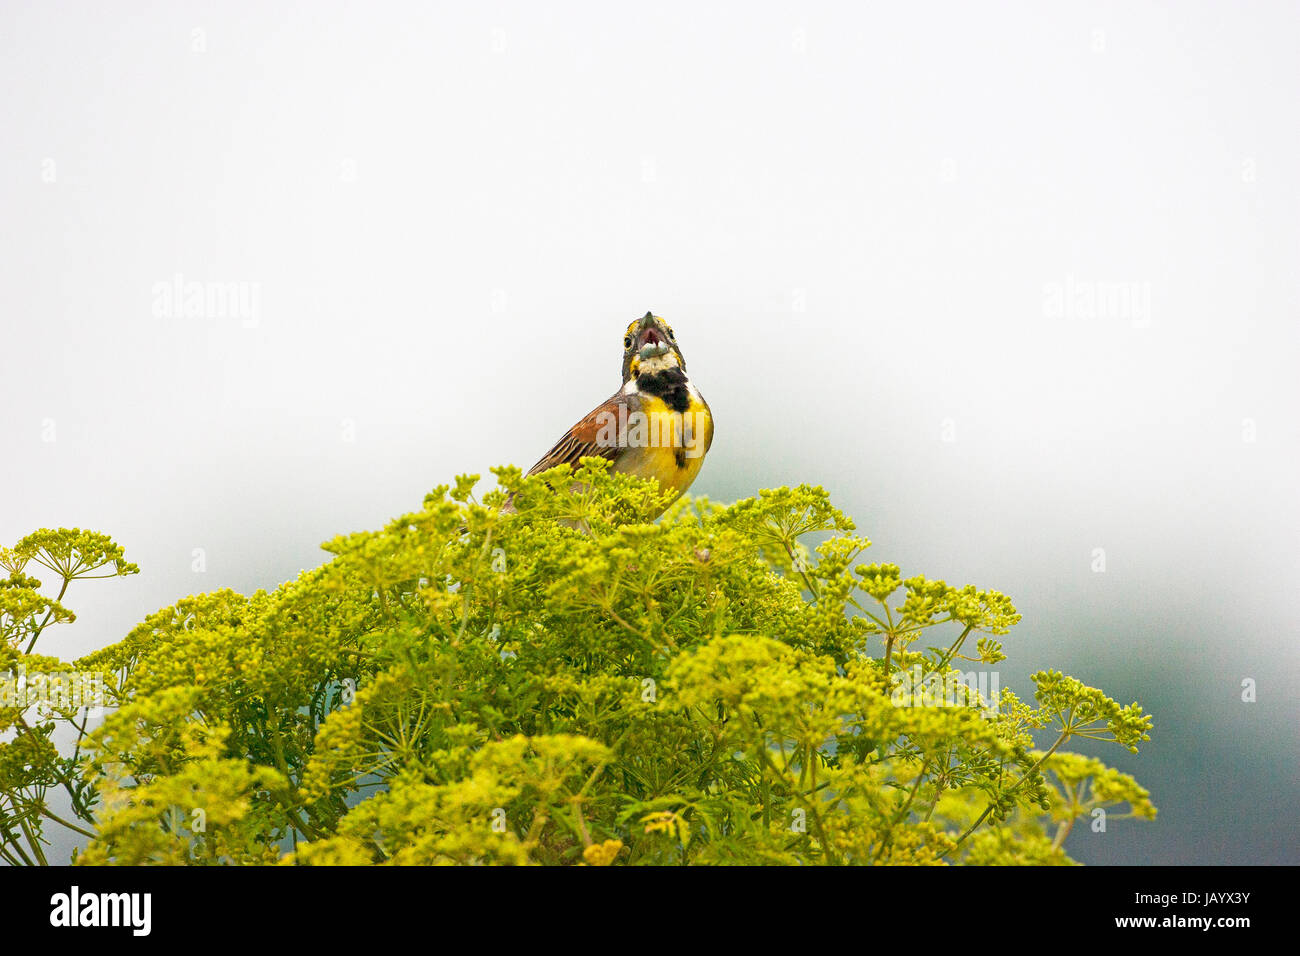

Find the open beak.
xmin=635 ymin=313 xmax=669 ymax=357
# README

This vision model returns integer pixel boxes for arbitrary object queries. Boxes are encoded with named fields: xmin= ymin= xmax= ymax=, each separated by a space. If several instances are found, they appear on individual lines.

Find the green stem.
xmin=947 ymin=729 xmax=1070 ymax=854
xmin=932 ymin=624 xmax=974 ymax=673
xmin=41 ymin=807 xmax=96 ymax=840
xmin=782 ymin=539 xmax=821 ymax=601
xmin=17 ymin=814 xmax=48 ymax=865
xmin=24 ymin=574 xmax=71 ymax=654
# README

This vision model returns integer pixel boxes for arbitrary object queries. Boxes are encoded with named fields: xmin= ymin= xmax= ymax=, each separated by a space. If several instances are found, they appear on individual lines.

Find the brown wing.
xmin=526 ymin=391 xmax=627 ymax=475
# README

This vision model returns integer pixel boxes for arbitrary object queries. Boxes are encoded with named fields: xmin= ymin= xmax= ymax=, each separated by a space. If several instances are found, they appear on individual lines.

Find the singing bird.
xmin=518 ymin=312 xmax=713 ymax=518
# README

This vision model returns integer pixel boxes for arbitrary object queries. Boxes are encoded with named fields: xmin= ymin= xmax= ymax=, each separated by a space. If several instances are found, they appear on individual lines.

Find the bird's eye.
xmin=623 ymin=335 xmax=633 ymax=350
xmin=667 ymin=328 xmax=675 ymax=340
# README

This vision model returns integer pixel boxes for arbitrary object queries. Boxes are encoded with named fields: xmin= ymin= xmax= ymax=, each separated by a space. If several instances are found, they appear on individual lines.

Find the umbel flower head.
xmin=2 ymin=467 xmax=1153 ymax=865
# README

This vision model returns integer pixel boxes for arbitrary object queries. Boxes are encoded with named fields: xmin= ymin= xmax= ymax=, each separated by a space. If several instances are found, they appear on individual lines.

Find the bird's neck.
xmin=633 ymin=366 xmax=692 ymax=413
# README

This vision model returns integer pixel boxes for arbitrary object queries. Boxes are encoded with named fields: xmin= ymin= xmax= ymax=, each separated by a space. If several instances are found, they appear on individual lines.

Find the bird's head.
xmin=621 ymin=312 xmax=685 ymax=383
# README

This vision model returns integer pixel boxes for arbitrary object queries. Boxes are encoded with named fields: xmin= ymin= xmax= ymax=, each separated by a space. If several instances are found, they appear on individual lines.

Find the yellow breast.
xmin=613 ymin=393 xmax=713 ymax=499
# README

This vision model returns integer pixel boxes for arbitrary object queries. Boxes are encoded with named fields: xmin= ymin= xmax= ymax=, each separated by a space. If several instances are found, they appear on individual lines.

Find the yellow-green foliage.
xmin=0 ymin=461 xmax=1154 ymax=865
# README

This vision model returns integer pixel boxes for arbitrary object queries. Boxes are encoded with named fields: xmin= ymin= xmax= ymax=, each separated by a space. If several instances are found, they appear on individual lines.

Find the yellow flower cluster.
xmin=1 ymin=463 xmax=1155 ymax=865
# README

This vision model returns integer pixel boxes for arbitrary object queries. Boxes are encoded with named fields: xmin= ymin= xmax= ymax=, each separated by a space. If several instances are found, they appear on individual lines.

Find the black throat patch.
xmin=637 ymin=368 xmax=692 ymax=413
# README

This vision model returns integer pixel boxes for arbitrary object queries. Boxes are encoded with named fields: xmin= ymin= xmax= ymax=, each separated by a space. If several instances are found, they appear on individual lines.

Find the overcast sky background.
xmin=3 ymin=1 xmax=1297 ymax=865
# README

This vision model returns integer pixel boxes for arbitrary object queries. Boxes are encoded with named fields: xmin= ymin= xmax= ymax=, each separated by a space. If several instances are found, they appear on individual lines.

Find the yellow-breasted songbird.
xmin=519 ymin=312 xmax=713 ymax=518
